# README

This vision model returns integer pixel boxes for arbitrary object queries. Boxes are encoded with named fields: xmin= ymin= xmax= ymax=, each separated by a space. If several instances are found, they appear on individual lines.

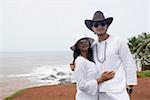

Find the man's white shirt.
xmin=92 ymin=35 xmax=137 ymax=92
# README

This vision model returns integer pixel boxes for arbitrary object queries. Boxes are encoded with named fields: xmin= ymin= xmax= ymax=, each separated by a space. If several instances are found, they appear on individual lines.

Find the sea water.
xmin=0 ymin=51 xmax=74 ymax=98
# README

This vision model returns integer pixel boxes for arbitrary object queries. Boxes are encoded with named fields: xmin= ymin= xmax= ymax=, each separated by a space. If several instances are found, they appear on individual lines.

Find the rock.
xmin=41 ymin=75 xmax=57 ymax=80
xmin=58 ymin=78 xmax=71 ymax=84
xmin=56 ymin=72 xmax=66 ymax=76
xmin=49 ymin=75 xmax=57 ymax=79
xmin=52 ymin=68 xmax=57 ymax=72
xmin=41 ymin=77 xmax=49 ymax=80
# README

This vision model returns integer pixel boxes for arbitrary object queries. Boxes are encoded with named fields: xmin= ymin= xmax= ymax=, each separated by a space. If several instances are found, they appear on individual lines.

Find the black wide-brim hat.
xmin=85 ymin=11 xmax=113 ymax=32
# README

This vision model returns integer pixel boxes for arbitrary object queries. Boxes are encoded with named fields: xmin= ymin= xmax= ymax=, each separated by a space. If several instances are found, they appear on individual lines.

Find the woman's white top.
xmin=74 ymin=56 xmax=99 ymax=100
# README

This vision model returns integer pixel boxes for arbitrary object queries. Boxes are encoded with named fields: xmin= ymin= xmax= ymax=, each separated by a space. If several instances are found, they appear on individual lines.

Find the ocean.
xmin=0 ymin=51 xmax=74 ymax=99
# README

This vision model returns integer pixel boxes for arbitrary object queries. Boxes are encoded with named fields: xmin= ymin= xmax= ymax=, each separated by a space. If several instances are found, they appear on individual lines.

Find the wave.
xmin=1 ymin=64 xmax=75 ymax=85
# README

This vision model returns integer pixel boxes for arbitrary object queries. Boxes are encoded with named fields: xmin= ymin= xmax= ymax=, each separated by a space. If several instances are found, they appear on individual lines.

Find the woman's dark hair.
xmin=72 ymin=39 xmax=94 ymax=64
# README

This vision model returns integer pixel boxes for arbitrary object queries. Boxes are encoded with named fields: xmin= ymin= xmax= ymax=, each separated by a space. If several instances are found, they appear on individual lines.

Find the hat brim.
xmin=70 ymin=37 xmax=94 ymax=51
xmin=85 ymin=17 xmax=113 ymax=32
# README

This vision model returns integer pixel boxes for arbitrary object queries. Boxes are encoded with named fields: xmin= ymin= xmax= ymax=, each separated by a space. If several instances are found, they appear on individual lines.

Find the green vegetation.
xmin=128 ymin=32 xmax=150 ymax=70
xmin=137 ymin=70 xmax=150 ymax=78
xmin=3 ymin=88 xmax=26 ymax=100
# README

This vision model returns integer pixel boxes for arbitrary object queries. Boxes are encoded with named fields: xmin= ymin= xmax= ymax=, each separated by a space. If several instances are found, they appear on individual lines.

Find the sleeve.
xmin=118 ymin=39 xmax=138 ymax=85
xmin=74 ymin=58 xmax=98 ymax=95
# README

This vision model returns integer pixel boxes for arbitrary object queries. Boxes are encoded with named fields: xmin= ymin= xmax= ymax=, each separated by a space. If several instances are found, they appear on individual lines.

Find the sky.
xmin=0 ymin=0 xmax=149 ymax=52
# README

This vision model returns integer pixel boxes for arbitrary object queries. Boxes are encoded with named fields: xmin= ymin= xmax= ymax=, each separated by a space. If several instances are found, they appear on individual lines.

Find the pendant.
xmin=96 ymin=42 xmax=107 ymax=63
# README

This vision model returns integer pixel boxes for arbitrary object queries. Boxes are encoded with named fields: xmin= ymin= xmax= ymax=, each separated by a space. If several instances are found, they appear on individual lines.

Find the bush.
xmin=137 ymin=70 xmax=150 ymax=78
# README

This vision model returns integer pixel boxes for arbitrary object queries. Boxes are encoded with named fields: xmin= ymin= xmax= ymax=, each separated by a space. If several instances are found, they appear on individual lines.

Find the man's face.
xmin=91 ymin=21 xmax=108 ymax=35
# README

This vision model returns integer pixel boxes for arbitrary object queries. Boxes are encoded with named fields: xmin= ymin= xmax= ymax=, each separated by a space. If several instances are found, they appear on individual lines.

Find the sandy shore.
xmin=3 ymin=77 xmax=150 ymax=100
xmin=0 ymin=78 xmax=38 ymax=100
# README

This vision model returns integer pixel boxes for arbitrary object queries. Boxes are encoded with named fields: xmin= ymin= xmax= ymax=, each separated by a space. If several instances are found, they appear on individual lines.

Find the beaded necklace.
xmin=95 ymin=42 xmax=107 ymax=63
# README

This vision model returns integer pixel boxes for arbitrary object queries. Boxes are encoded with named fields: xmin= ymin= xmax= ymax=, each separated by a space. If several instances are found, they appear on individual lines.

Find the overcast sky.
xmin=0 ymin=0 xmax=149 ymax=52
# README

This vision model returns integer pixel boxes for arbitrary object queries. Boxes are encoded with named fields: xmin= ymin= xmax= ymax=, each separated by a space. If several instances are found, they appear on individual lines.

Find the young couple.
xmin=70 ymin=11 xmax=137 ymax=100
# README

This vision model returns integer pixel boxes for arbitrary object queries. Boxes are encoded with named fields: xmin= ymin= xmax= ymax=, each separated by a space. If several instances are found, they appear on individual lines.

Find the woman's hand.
xmin=96 ymin=71 xmax=115 ymax=84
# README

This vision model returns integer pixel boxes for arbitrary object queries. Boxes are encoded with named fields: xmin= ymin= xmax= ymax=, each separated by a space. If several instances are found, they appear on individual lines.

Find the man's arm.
xmin=118 ymin=39 xmax=138 ymax=86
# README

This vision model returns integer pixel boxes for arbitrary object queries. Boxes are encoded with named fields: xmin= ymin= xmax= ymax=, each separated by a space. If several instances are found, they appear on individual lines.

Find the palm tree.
xmin=136 ymin=38 xmax=150 ymax=70
xmin=128 ymin=36 xmax=139 ymax=54
xmin=128 ymin=32 xmax=150 ymax=71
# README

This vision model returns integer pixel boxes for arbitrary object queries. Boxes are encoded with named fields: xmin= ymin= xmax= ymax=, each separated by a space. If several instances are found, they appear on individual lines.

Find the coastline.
xmin=0 ymin=78 xmax=38 ymax=99
xmin=0 ymin=66 xmax=74 ymax=99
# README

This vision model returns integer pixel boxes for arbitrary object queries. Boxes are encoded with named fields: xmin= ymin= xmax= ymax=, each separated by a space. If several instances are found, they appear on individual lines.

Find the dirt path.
xmin=131 ymin=77 xmax=150 ymax=100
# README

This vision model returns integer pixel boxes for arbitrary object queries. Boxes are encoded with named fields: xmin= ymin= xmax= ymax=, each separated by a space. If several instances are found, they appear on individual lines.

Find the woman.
xmin=70 ymin=35 xmax=115 ymax=100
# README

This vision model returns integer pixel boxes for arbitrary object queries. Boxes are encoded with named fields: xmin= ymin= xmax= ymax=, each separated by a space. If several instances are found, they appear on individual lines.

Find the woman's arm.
xmin=74 ymin=59 xmax=98 ymax=95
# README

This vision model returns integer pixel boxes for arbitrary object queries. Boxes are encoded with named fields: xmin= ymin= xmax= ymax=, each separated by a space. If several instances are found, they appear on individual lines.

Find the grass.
xmin=137 ymin=70 xmax=150 ymax=78
xmin=3 ymin=88 xmax=26 ymax=100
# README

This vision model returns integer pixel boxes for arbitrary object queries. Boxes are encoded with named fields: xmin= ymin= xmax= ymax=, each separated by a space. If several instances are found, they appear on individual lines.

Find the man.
xmin=84 ymin=11 xmax=137 ymax=100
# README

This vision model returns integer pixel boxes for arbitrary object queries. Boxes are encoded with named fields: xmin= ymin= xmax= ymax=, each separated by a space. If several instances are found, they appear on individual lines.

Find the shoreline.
xmin=0 ymin=65 xmax=74 ymax=99
xmin=0 ymin=78 xmax=38 ymax=99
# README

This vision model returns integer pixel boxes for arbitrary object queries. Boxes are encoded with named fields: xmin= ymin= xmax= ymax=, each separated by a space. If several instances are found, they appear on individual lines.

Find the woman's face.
xmin=77 ymin=39 xmax=90 ymax=51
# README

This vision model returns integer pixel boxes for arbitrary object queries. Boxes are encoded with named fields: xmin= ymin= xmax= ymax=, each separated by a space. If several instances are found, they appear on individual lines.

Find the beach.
xmin=0 ymin=78 xmax=35 ymax=99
